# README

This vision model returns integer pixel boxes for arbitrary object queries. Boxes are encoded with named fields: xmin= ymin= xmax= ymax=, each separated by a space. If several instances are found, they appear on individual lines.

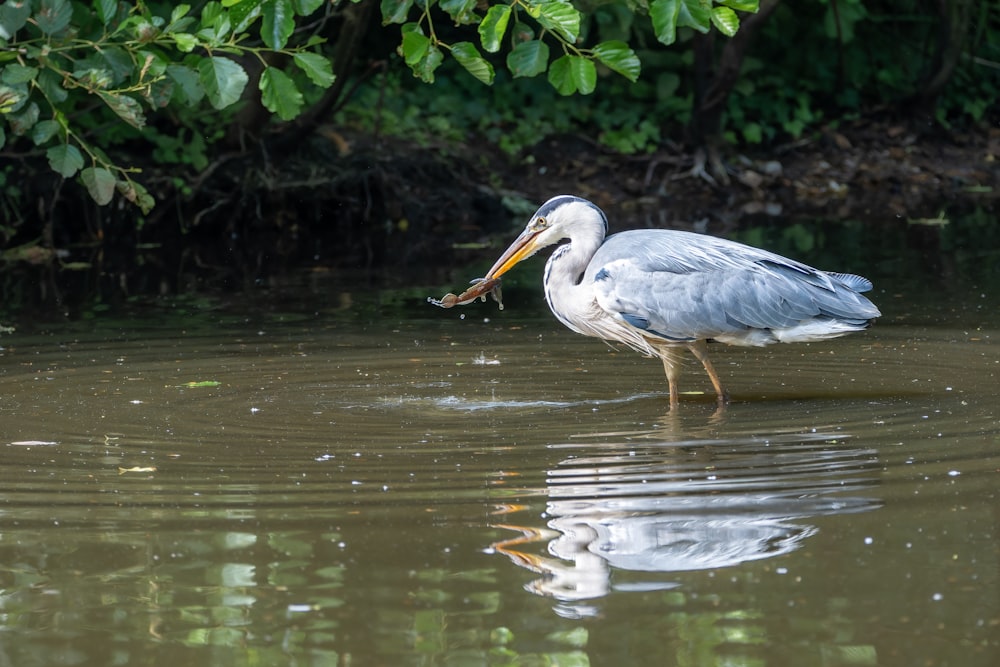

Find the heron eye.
xmin=534 ymin=217 xmax=548 ymax=230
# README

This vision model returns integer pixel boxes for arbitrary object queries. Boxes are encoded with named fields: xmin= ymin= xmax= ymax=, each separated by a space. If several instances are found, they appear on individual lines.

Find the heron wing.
xmin=587 ymin=230 xmax=881 ymax=345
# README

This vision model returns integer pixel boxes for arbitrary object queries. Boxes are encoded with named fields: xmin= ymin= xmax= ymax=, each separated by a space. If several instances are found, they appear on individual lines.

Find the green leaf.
xmin=74 ymin=51 xmax=121 ymax=86
xmin=31 ymin=119 xmax=60 ymax=145
xmin=571 ymin=56 xmax=597 ymax=95
xmin=412 ymin=44 xmax=443 ymax=83
xmin=166 ymin=64 xmax=204 ymax=104
xmin=293 ymin=52 xmax=334 ymax=87
xmin=165 ymin=15 xmax=196 ymax=34
xmin=137 ymin=50 xmax=168 ymax=79
xmin=34 ymin=0 xmax=73 ymax=35
xmin=399 ymin=27 xmax=444 ymax=84
xmin=547 ymin=54 xmax=595 ymax=95
xmin=197 ymin=5 xmax=232 ymax=45
xmin=0 ymin=1 xmax=32 ymax=39
xmin=439 ymin=0 xmax=478 ymax=25
xmin=116 ymin=179 xmax=155 ymax=214
xmin=0 ymin=82 xmax=28 ymax=113
xmin=0 ymin=126 xmax=6 ymax=150
xmin=534 ymin=1 xmax=580 ymax=43
xmin=170 ymin=4 xmax=193 ymax=23
xmin=720 ymin=0 xmax=759 ymax=12
xmin=47 ymin=144 xmax=84 ymax=177
xmin=100 ymin=47 xmax=134 ymax=85
xmin=229 ymin=0 xmax=264 ymax=32
xmin=198 ymin=56 xmax=249 ymax=109
xmin=677 ymin=0 xmax=711 ymax=32
xmin=507 ymin=40 xmax=549 ymax=78
xmin=80 ymin=167 xmax=116 ymax=206
xmin=450 ymin=42 xmax=494 ymax=85
xmin=592 ymin=41 xmax=640 ymax=82
xmin=2 ymin=64 xmax=38 ymax=85
xmin=380 ymin=0 xmax=413 ymax=25
xmin=130 ymin=18 xmax=160 ymax=41
xmin=261 ymin=0 xmax=295 ymax=49
xmin=98 ymin=92 xmax=146 ymax=129
xmin=547 ymin=55 xmax=573 ymax=95
xmin=8 ymin=101 xmax=39 ymax=135
xmin=202 ymin=1 xmax=226 ymax=26
xmin=37 ymin=69 xmax=68 ymax=103
xmin=173 ymin=33 xmax=199 ymax=51
xmin=259 ymin=67 xmax=303 ymax=120
xmin=148 ymin=77 xmax=174 ymax=108
xmin=650 ymin=0 xmax=679 ymax=46
xmin=400 ymin=26 xmax=430 ymax=66
xmin=292 ymin=0 xmax=325 ymax=14
xmin=710 ymin=6 xmax=739 ymax=36
xmin=512 ymin=22 xmax=534 ymax=42
xmin=478 ymin=5 xmax=511 ymax=53
xmin=94 ymin=0 xmax=118 ymax=25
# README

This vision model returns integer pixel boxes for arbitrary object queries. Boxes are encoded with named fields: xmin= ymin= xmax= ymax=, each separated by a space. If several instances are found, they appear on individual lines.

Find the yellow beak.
xmin=484 ymin=228 xmax=543 ymax=280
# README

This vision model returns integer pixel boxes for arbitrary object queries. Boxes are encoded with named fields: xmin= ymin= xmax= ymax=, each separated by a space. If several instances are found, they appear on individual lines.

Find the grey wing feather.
xmin=826 ymin=272 xmax=874 ymax=293
xmin=587 ymin=229 xmax=881 ymax=343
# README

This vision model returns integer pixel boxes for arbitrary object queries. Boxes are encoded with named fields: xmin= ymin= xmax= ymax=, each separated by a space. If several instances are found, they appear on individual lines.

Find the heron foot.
xmin=716 ymin=387 xmax=731 ymax=407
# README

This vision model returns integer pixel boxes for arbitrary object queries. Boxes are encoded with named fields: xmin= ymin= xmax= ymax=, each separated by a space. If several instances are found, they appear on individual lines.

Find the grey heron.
xmin=479 ymin=195 xmax=880 ymax=407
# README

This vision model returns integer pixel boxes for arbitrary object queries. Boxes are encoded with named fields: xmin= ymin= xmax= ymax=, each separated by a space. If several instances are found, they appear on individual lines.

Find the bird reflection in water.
xmin=491 ymin=431 xmax=881 ymax=618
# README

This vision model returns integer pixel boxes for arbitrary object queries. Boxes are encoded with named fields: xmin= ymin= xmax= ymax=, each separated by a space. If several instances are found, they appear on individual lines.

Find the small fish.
xmin=428 ymin=277 xmax=503 ymax=310
xmin=118 ymin=466 xmax=157 ymax=474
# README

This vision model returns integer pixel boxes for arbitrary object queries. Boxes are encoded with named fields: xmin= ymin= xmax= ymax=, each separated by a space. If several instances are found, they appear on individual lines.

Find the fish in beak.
xmin=428 ymin=216 xmax=550 ymax=309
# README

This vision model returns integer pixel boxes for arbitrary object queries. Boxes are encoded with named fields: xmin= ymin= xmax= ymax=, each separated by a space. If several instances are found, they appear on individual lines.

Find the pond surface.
xmin=1 ymin=219 xmax=999 ymax=667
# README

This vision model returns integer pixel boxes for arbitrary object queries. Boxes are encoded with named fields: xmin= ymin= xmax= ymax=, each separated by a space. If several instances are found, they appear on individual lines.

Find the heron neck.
xmin=551 ymin=222 xmax=604 ymax=283
xmin=542 ymin=227 xmax=603 ymax=334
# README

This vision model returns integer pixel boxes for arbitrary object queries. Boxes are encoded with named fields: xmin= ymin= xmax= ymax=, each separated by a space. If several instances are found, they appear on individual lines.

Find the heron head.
xmin=485 ymin=196 xmax=607 ymax=279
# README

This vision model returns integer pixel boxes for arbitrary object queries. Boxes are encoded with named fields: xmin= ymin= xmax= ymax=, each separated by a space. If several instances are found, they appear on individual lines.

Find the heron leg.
xmin=659 ymin=348 xmax=681 ymax=409
xmin=687 ymin=340 xmax=730 ymax=406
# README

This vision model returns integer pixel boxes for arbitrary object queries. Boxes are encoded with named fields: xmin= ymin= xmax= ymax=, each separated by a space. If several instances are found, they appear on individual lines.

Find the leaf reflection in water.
xmin=492 ymin=431 xmax=881 ymax=617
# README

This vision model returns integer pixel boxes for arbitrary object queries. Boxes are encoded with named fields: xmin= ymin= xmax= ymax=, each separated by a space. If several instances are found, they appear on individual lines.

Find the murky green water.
xmin=1 ymin=216 xmax=999 ymax=666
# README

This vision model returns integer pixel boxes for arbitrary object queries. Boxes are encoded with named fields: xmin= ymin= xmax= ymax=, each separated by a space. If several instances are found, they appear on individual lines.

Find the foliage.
xmin=726 ymin=0 xmax=1000 ymax=143
xmin=1 ymin=0 xmax=996 ymax=225
xmin=341 ymin=0 xmax=997 ymax=155
xmin=334 ymin=61 xmax=685 ymax=157
xmin=380 ymin=0 xmax=759 ymax=94
xmin=0 ymin=0 xmax=335 ymax=212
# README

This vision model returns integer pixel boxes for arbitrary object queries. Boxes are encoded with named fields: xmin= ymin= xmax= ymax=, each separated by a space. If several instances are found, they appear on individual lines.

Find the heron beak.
xmin=484 ymin=228 xmax=542 ymax=280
